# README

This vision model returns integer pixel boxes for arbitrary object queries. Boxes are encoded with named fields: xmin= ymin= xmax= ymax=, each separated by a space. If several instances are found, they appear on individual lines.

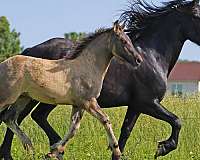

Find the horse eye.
xmin=122 ymin=39 xmax=127 ymax=44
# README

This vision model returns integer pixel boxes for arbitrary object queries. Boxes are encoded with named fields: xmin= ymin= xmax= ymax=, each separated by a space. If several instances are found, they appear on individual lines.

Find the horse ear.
xmin=113 ymin=20 xmax=120 ymax=33
xmin=121 ymin=22 xmax=126 ymax=31
xmin=192 ymin=0 xmax=200 ymax=17
xmin=193 ymin=0 xmax=199 ymax=5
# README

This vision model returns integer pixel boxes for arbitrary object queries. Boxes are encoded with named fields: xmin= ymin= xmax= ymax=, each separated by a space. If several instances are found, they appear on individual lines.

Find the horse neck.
xmin=135 ymin=15 xmax=186 ymax=77
xmin=72 ymin=32 xmax=113 ymax=74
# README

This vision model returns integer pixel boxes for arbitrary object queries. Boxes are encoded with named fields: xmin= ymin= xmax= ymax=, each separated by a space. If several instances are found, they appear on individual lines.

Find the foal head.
xmin=110 ymin=21 xmax=143 ymax=67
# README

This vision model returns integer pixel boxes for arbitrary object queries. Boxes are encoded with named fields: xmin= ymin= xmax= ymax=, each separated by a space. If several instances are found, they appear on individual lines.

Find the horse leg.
xmin=112 ymin=107 xmax=140 ymax=159
xmin=84 ymin=98 xmax=121 ymax=160
xmin=0 ymin=100 xmax=38 ymax=160
xmin=2 ymin=96 xmax=34 ymax=153
xmin=47 ymin=106 xmax=84 ymax=160
xmin=139 ymin=99 xmax=181 ymax=158
xmin=31 ymin=103 xmax=61 ymax=146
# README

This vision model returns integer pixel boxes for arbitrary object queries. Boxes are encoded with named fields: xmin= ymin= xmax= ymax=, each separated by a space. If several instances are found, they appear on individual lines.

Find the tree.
xmin=64 ymin=32 xmax=86 ymax=42
xmin=0 ymin=16 xmax=21 ymax=62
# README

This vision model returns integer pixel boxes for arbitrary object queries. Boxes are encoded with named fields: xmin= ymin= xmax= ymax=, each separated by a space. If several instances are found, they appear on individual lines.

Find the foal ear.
xmin=113 ymin=20 xmax=119 ymax=32
xmin=113 ymin=20 xmax=123 ymax=34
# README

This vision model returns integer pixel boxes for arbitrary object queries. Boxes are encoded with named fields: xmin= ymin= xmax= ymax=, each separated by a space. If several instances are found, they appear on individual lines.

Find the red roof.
xmin=168 ymin=61 xmax=200 ymax=81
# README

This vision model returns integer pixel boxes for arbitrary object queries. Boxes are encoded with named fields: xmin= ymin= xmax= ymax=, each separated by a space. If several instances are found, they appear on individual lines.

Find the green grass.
xmin=1 ymin=96 xmax=200 ymax=160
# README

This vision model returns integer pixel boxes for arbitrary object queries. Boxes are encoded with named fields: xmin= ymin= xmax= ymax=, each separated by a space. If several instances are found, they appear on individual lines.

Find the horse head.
xmin=111 ymin=20 xmax=143 ymax=67
xmin=175 ymin=0 xmax=200 ymax=45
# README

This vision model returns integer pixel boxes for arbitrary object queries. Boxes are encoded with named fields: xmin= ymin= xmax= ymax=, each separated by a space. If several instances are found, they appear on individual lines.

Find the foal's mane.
xmin=65 ymin=28 xmax=112 ymax=59
xmin=120 ymin=0 xmax=193 ymax=40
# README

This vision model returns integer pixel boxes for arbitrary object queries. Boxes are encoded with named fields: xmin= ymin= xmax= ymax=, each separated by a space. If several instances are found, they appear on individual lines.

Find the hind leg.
xmin=47 ymin=106 xmax=84 ymax=159
xmin=0 ymin=100 xmax=38 ymax=160
xmin=138 ymin=99 xmax=181 ymax=158
xmin=2 ymin=96 xmax=34 ymax=152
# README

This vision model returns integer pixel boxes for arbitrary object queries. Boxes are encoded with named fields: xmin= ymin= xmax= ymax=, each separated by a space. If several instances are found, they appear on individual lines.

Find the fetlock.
xmin=113 ymin=146 xmax=121 ymax=157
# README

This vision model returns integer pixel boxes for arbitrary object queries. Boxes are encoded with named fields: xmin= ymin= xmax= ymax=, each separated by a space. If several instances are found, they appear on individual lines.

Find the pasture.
xmin=0 ymin=96 xmax=200 ymax=160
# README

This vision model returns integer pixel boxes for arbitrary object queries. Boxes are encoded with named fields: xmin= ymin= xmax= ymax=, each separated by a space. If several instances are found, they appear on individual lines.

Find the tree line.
xmin=0 ymin=16 xmax=21 ymax=62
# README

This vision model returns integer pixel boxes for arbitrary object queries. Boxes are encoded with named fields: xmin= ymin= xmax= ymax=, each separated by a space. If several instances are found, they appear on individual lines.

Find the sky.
xmin=1 ymin=0 xmax=200 ymax=61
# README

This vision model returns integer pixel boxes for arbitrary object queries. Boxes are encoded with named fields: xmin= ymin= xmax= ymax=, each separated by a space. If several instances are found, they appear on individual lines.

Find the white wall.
xmin=167 ymin=81 xmax=199 ymax=95
xmin=198 ymin=81 xmax=200 ymax=92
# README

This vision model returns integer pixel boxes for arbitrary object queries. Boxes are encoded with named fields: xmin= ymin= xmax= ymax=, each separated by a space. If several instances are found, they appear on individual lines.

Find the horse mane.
xmin=65 ymin=28 xmax=112 ymax=60
xmin=120 ymin=0 xmax=193 ymax=40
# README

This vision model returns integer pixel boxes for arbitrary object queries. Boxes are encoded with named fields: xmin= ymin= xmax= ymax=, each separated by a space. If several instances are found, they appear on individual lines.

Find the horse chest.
xmin=71 ymin=74 xmax=103 ymax=100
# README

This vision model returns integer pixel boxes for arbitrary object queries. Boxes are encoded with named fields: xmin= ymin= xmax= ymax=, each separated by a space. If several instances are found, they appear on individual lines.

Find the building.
xmin=167 ymin=61 xmax=200 ymax=95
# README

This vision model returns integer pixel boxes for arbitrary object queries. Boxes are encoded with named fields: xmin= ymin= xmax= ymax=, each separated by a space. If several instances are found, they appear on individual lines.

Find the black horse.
xmin=1 ymin=0 xmax=200 ymax=159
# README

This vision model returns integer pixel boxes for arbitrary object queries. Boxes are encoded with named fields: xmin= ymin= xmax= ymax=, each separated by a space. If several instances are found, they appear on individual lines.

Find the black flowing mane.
xmin=120 ymin=0 xmax=193 ymax=40
xmin=66 ymin=28 xmax=112 ymax=59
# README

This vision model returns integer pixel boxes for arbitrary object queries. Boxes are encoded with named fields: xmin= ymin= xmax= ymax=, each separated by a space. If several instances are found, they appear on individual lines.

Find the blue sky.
xmin=1 ymin=0 xmax=200 ymax=61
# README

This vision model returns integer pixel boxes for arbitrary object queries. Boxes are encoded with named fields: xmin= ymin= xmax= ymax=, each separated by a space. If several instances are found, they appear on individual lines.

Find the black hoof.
xmin=154 ymin=140 xmax=177 ymax=158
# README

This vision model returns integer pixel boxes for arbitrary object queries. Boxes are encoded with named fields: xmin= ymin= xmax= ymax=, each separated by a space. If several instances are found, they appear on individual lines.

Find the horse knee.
xmin=102 ymin=117 xmax=111 ymax=125
xmin=1 ymin=109 xmax=16 ymax=122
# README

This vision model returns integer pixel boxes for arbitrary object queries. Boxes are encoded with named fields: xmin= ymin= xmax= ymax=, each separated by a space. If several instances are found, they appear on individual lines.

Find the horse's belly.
xmin=27 ymin=82 xmax=74 ymax=105
xmin=28 ymin=91 xmax=73 ymax=105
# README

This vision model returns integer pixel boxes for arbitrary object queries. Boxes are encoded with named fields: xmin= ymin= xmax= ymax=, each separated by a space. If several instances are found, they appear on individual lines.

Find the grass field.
xmin=0 ymin=96 xmax=200 ymax=160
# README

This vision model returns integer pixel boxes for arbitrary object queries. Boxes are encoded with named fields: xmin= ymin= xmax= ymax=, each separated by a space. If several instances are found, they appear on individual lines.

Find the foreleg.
xmin=139 ymin=99 xmax=181 ymax=158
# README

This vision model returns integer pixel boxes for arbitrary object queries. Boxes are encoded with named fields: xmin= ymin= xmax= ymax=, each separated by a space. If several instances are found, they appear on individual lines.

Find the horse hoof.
xmin=112 ymin=155 xmax=121 ymax=160
xmin=56 ymin=153 xmax=63 ymax=160
xmin=45 ymin=151 xmax=64 ymax=160
xmin=154 ymin=140 xmax=177 ymax=158
xmin=112 ymin=148 xmax=121 ymax=160
xmin=154 ymin=145 xmax=165 ymax=159
xmin=45 ymin=152 xmax=57 ymax=160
